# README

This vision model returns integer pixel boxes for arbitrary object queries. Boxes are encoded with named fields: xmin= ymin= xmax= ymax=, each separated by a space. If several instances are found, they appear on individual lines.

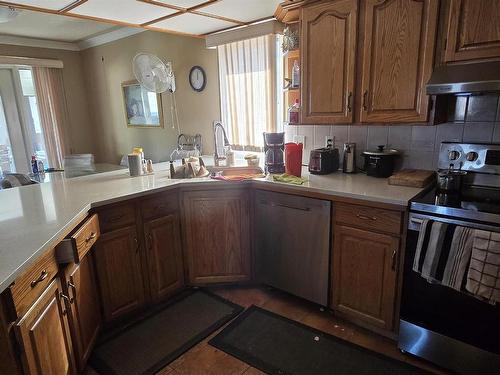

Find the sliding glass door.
xmin=0 ymin=67 xmax=47 ymax=175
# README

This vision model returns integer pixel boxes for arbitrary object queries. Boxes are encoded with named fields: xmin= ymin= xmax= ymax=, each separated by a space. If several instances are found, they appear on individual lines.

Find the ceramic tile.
xmin=407 ymin=150 xmax=435 ymax=170
xmin=331 ymin=125 xmax=349 ymax=146
xmin=434 ymin=123 xmax=464 ymax=151
xmin=347 ymin=126 xmax=368 ymax=169
xmin=410 ymin=126 xmax=436 ymax=152
xmin=313 ymin=125 xmax=331 ymax=149
xmin=463 ymin=122 xmax=494 ymax=143
xmin=296 ymin=125 xmax=314 ymax=150
xmin=366 ymin=126 xmax=389 ymax=151
xmin=465 ymin=94 xmax=499 ymax=122
xmin=284 ymin=124 xmax=297 ymax=143
xmin=387 ymin=126 xmax=412 ymax=152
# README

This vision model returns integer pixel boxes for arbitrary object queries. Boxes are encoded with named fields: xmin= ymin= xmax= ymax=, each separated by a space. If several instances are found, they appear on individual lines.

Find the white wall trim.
xmin=205 ymin=20 xmax=284 ymax=48
xmin=0 ymin=35 xmax=80 ymax=51
xmin=77 ymin=27 xmax=145 ymax=50
xmin=0 ymin=55 xmax=63 ymax=68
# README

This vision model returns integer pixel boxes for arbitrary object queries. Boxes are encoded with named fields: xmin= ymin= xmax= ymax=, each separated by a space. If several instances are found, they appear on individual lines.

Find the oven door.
xmin=399 ymin=213 xmax=500 ymax=375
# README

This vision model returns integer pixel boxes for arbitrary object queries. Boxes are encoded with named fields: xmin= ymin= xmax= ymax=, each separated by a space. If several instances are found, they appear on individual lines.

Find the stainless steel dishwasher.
xmin=255 ymin=190 xmax=331 ymax=305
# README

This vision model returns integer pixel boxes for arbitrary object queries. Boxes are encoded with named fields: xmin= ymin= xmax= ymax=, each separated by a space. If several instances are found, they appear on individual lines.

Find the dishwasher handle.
xmin=259 ymin=200 xmax=311 ymax=212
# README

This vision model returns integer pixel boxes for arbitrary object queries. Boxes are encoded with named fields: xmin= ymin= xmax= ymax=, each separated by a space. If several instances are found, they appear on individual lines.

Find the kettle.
xmin=342 ymin=143 xmax=356 ymax=173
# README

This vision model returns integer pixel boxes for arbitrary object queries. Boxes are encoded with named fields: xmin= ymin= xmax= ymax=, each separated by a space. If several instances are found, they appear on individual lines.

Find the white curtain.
xmin=31 ymin=67 xmax=69 ymax=169
xmin=218 ymin=35 xmax=278 ymax=150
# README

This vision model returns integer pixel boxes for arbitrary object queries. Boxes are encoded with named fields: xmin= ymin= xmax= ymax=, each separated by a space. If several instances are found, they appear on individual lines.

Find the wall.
xmin=81 ymin=30 xmax=220 ymax=164
xmin=0 ymin=44 xmax=94 ymax=155
xmin=287 ymin=94 xmax=500 ymax=170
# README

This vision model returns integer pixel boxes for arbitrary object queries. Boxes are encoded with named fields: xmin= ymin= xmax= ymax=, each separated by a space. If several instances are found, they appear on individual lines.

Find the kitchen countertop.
xmin=0 ymin=160 xmax=425 ymax=293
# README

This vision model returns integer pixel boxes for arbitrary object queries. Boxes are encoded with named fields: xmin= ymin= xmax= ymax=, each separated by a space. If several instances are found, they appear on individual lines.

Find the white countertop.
xmin=0 ymin=160 xmax=425 ymax=293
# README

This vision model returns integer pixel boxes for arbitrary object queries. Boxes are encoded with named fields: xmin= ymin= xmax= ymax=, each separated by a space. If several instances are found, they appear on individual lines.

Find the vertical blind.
xmin=218 ymin=34 xmax=278 ymax=150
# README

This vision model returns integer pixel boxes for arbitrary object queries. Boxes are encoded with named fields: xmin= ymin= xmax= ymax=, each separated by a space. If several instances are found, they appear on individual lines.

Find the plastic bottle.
xmin=291 ymin=60 xmax=300 ymax=88
xmin=288 ymin=99 xmax=300 ymax=124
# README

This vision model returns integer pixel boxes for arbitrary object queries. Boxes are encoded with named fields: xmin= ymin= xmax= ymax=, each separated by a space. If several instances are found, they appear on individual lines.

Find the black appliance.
xmin=399 ymin=142 xmax=500 ymax=375
xmin=308 ymin=147 xmax=339 ymax=175
xmin=263 ymin=132 xmax=285 ymax=174
xmin=361 ymin=145 xmax=400 ymax=178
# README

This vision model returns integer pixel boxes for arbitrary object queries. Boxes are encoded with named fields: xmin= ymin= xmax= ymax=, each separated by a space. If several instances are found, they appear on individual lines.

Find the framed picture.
xmin=121 ymin=80 xmax=163 ymax=128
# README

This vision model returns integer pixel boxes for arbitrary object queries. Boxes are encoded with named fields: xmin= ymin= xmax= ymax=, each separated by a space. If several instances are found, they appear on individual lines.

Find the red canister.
xmin=285 ymin=142 xmax=303 ymax=177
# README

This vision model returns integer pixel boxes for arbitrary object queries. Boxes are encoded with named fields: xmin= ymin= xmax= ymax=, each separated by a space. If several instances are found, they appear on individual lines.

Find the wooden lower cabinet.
xmin=61 ymin=256 xmax=101 ymax=372
xmin=94 ymin=226 xmax=146 ymax=322
xmin=182 ymin=188 xmax=251 ymax=284
xmin=144 ymin=214 xmax=184 ymax=302
xmin=332 ymin=225 xmax=400 ymax=331
xmin=15 ymin=278 xmax=75 ymax=375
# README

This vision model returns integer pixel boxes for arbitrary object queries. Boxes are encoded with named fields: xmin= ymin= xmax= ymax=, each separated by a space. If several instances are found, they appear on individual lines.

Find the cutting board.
xmin=388 ymin=169 xmax=436 ymax=188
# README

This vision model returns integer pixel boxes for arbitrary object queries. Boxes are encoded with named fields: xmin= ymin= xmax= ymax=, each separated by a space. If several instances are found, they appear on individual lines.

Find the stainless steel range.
xmin=399 ymin=143 xmax=500 ymax=375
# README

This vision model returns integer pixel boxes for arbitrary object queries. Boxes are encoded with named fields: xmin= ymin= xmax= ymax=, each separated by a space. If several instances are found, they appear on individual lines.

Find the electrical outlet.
xmin=293 ymin=135 xmax=305 ymax=147
xmin=325 ymin=136 xmax=334 ymax=147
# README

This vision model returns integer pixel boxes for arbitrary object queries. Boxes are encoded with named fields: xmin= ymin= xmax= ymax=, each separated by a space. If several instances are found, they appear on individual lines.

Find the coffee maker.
xmin=263 ymin=132 xmax=285 ymax=174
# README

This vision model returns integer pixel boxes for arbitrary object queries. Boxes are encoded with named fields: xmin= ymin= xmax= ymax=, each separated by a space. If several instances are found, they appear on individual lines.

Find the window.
xmin=218 ymin=34 xmax=283 ymax=151
xmin=0 ymin=66 xmax=47 ymax=174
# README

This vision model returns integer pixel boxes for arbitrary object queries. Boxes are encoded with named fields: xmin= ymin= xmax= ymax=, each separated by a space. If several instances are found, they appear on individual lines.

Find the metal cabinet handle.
xmin=362 ymin=90 xmax=368 ymax=111
xmin=134 ymin=237 xmax=139 ymax=253
xmin=391 ymin=249 xmax=398 ymax=271
xmin=270 ymin=202 xmax=311 ymax=212
xmin=30 ymin=270 xmax=48 ymax=288
xmin=67 ymin=281 xmax=76 ymax=304
xmin=85 ymin=232 xmax=97 ymax=243
xmin=347 ymin=91 xmax=353 ymax=112
xmin=356 ymin=213 xmax=377 ymax=221
xmin=148 ymin=234 xmax=153 ymax=250
xmin=59 ymin=292 xmax=71 ymax=314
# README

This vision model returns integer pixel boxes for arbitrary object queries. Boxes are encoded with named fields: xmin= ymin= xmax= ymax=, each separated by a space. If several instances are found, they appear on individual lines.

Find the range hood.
xmin=426 ymin=61 xmax=500 ymax=95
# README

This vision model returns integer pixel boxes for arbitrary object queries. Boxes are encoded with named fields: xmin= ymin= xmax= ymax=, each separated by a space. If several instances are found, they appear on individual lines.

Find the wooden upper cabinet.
xmin=332 ymin=225 xmax=400 ymax=331
xmin=301 ymin=0 xmax=358 ymax=124
xmin=144 ymin=214 xmax=184 ymax=302
xmin=15 ymin=279 xmax=75 ymax=375
xmin=359 ymin=0 xmax=438 ymax=123
xmin=444 ymin=0 xmax=500 ymax=62
xmin=182 ymin=189 xmax=251 ymax=284
xmin=94 ymin=226 xmax=146 ymax=322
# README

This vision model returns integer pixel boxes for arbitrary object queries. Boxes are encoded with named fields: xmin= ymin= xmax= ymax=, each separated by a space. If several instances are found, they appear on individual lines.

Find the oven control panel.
xmin=438 ymin=143 xmax=500 ymax=174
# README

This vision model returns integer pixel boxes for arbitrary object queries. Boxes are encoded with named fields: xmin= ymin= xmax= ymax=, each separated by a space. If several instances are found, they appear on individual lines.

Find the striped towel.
xmin=466 ymin=230 xmax=500 ymax=305
xmin=413 ymin=219 xmax=474 ymax=290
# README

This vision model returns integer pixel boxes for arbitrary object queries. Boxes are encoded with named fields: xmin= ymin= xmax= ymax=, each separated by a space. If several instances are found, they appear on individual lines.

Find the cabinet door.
xmin=182 ymin=189 xmax=251 ymax=284
xmin=332 ymin=225 xmax=400 ymax=331
xmin=16 ymin=279 xmax=75 ymax=375
xmin=144 ymin=214 xmax=184 ymax=302
xmin=301 ymin=0 xmax=358 ymax=124
xmin=63 ymin=257 xmax=101 ymax=372
xmin=359 ymin=0 xmax=438 ymax=122
xmin=94 ymin=226 xmax=145 ymax=322
xmin=445 ymin=0 xmax=500 ymax=62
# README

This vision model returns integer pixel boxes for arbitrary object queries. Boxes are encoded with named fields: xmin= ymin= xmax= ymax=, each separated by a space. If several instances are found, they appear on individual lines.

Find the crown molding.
xmin=0 ymin=35 xmax=80 ymax=51
xmin=77 ymin=27 xmax=145 ymax=50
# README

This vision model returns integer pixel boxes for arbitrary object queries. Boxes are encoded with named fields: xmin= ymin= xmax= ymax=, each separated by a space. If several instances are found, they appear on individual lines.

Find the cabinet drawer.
xmin=335 ymin=203 xmax=401 ymax=235
xmin=10 ymin=248 xmax=58 ymax=316
xmin=140 ymin=191 xmax=178 ymax=221
xmin=56 ymin=214 xmax=100 ymax=264
xmin=97 ymin=203 xmax=135 ymax=233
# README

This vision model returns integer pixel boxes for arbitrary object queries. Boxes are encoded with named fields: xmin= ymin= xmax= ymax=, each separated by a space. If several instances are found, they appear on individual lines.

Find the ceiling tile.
xmin=4 ymin=0 xmax=75 ymax=10
xmin=69 ymin=0 xmax=178 ymax=25
xmin=200 ymin=0 xmax=281 ymax=22
xmin=150 ymin=12 xmax=238 ymax=35
xmin=153 ymin=0 xmax=208 ymax=9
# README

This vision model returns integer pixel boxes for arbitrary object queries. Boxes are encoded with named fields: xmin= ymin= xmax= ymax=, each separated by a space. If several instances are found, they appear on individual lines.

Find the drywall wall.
xmin=0 ymin=44 xmax=95 ymax=155
xmin=81 ymin=30 xmax=220 ymax=163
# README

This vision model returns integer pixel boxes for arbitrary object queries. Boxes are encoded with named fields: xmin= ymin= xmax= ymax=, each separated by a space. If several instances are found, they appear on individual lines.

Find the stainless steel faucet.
xmin=213 ymin=121 xmax=230 ymax=166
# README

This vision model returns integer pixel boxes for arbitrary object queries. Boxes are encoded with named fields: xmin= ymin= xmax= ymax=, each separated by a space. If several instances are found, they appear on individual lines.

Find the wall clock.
xmin=189 ymin=66 xmax=206 ymax=92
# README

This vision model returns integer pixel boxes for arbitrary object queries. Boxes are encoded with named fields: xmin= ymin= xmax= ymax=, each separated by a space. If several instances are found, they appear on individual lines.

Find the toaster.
xmin=308 ymin=147 xmax=339 ymax=174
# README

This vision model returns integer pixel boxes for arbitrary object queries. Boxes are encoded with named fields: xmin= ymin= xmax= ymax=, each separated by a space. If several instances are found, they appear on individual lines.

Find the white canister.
xmin=128 ymin=154 xmax=143 ymax=176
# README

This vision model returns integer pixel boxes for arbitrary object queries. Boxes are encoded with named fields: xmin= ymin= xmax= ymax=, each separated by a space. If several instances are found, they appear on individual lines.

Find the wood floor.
xmin=86 ymin=286 xmax=447 ymax=375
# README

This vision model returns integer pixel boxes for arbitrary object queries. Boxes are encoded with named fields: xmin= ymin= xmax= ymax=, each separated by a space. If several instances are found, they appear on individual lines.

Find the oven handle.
xmin=408 ymin=213 xmax=500 ymax=232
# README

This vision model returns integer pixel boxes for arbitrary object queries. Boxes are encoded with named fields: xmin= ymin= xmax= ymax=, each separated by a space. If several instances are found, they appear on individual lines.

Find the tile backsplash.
xmin=287 ymin=121 xmax=500 ymax=170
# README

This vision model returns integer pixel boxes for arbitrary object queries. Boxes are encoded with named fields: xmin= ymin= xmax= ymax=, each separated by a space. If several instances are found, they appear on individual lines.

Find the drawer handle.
xmin=356 ymin=213 xmax=377 ymax=221
xmin=85 ymin=232 xmax=97 ymax=243
xmin=391 ymin=249 xmax=398 ymax=271
xmin=59 ymin=292 xmax=71 ymax=314
xmin=270 ymin=202 xmax=311 ymax=212
xmin=68 ymin=281 xmax=76 ymax=304
xmin=30 ymin=270 xmax=48 ymax=288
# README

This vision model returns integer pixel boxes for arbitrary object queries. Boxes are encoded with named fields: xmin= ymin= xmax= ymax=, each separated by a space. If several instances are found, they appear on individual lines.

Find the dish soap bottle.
xmin=291 ymin=60 xmax=300 ymax=88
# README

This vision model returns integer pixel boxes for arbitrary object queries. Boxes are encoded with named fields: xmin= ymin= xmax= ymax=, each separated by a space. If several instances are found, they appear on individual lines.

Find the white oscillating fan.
xmin=132 ymin=53 xmax=180 ymax=132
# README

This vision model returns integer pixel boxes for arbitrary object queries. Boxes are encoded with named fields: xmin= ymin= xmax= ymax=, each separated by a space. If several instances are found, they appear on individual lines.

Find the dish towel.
xmin=413 ymin=219 xmax=474 ymax=290
xmin=466 ymin=230 xmax=500 ymax=305
xmin=272 ymin=173 xmax=307 ymax=185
